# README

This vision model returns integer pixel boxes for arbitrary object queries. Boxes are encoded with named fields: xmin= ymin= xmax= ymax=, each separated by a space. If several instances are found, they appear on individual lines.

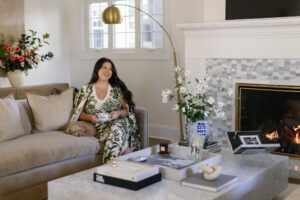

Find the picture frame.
xmin=226 ymin=130 xmax=280 ymax=154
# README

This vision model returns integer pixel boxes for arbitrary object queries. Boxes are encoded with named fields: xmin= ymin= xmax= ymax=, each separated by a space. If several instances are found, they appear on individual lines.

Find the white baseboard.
xmin=149 ymin=124 xmax=180 ymax=141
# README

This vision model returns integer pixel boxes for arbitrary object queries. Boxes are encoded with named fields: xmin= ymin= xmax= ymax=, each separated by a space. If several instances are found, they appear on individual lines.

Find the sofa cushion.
xmin=0 ymin=95 xmax=32 ymax=142
xmin=26 ymin=88 xmax=74 ymax=132
xmin=0 ymin=131 xmax=100 ymax=178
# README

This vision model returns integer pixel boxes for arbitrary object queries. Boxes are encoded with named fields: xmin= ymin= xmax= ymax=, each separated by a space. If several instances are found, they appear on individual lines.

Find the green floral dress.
xmin=70 ymin=84 xmax=140 ymax=163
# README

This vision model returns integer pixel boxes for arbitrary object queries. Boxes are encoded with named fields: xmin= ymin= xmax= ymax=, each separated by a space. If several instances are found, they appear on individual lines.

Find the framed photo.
xmin=226 ymin=131 xmax=280 ymax=154
xmin=239 ymin=135 xmax=261 ymax=145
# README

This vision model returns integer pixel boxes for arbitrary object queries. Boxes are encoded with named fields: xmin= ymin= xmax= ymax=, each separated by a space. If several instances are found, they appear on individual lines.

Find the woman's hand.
xmin=109 ymin=110 xmax=121 ymax=120
xmin=89 ymin=114 xmax=100 ymax=124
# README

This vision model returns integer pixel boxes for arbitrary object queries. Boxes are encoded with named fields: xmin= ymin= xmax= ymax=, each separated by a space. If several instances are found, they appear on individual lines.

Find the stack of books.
xmin=93 ymin=160 xmax=161 ymax=190
xmin=204 ymin=140 xmax=221 ymax=153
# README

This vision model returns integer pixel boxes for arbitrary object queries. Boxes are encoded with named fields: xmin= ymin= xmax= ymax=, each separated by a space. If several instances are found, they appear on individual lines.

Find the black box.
xmin=93 ymin=172 xmax=161 ymax=190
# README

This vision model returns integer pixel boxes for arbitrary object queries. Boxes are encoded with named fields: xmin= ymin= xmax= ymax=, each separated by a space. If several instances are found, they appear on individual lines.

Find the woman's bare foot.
xmin=122 ymin=147 xmax=133 ymax=155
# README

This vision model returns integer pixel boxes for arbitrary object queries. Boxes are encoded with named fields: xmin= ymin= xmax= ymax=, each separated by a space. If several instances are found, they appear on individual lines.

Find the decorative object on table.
xmin=0 ymin=30 xmax=54 ymax=87
xmin=226 ymin=131 xmax=280 ymax=154
xmin=143 ymin=155 xmax=196 ymax=170
xmin=181 ymin=172 xmax=238 ymax=192
xmin=204 ymin=140 xmax=221 ymax=153
xmin=94 ymin=160 xmax=161 ymax=190
xmin=102 ymin=4 xmax=184 ymax=141
xmin=64 ymin=121 xmax=97 ymax=137
xmin=128 ymin=156 xmax=148 ymax=162
xmin=162 ymin=71 xmax=225 ymax=151
xmin=159 ymin=142 xmax=169 ymax=154
xmin=199 ymin=164 xmax=222 ymax=181
xmin=118 ymin=143 xmax=222 ymax=181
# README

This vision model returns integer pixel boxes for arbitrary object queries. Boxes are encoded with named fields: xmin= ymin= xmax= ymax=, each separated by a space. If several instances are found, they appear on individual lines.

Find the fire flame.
xmin=294 ymin=125 xmax=300 ymax=132
xmin=266 ymin=131 xmax=279 ymax=140
xmin=295 ymin=133 xmax=300 ymax=144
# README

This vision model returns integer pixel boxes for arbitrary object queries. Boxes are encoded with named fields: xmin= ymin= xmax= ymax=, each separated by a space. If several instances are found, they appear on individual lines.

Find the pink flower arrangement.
xmin=0 ymin=30 xmax=53 ymax=74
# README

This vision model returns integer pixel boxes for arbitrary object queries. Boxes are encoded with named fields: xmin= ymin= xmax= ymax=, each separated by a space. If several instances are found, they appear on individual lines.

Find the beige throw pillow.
xmin=0 ymin=95 xmax=29 ymax=142
xmin=26 ymin=88 xmax=74 ymax=132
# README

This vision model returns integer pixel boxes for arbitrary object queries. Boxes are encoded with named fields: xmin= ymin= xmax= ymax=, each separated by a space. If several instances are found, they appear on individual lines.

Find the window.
xmin=85 ymin=0 xmax=165 ymax=53
xmin=140 ymin=0 xmax=163 ymax=49
xmin=89 ymin=2 xmax=108 ymax=49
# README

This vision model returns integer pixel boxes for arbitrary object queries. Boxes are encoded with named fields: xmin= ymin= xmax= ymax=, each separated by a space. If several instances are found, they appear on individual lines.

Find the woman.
xmin=70 ymin=58 xmax=140 ymax=163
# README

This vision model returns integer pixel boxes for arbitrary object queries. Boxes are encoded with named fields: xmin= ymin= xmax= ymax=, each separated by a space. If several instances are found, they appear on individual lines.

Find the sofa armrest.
xmin=134 ymin=107 xmax=149 ymax=149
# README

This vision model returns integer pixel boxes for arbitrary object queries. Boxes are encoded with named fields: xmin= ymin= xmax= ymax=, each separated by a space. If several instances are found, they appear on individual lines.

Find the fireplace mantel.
xmin=177 ymin=17 xmax=300 ymax=76
xmin=177 ymin=17 xmax=300 ymax=37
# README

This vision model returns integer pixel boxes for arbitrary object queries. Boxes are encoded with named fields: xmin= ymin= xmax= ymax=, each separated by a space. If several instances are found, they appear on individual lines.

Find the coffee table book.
xmin=93 ymin=172 xmax=162 ymax=191
xmin=181 ymin=173 xmax=237 ymax=192
xmin=96 ymin=160 xmax=159 ymax=182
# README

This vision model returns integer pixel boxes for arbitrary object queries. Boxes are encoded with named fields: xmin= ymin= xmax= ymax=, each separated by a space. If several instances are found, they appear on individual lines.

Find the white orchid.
xmin=180 ymin=86 xmax=187 ymax=93
xmin=196 ymin=88 xmax=202 ymax=94
xmin=204 ymin=111 xmax=209 ymax=117
xmin=184 ymin=70 xmax=190 ymax=77
xmin=207 ymin=97 xmax=215 ymax=104
xmin=174 ymin=66 xmax=182 ymax=72
xmin=162 ymin=67 xmax=225 ymax=122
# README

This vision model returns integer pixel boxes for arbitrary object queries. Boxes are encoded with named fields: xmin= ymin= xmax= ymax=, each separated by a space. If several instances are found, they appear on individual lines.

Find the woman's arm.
xmin=79 ymin=104 xmax=100 ymax=124
xmin=109 ymin=95 xmax=129 ymax=120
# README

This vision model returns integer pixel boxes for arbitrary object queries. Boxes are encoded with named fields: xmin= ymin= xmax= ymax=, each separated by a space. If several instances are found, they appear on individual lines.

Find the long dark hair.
xmin=89 ymin=57 xmax=135 ymax=111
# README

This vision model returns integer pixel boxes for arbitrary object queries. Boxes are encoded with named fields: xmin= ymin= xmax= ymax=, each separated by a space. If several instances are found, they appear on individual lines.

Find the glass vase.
xmin=185 ymin=119 xmax=210 ymax=158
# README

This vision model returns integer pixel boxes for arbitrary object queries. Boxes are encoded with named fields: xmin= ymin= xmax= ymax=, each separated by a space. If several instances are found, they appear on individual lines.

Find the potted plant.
xmin=0 ymin=30 xmax=54 ymax=87
xmin=161 ymin=66 xmax=225 ymax=150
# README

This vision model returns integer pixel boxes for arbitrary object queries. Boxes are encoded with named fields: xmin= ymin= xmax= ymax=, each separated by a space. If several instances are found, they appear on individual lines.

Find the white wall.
xmin=203 ymin=0 xmax=225 ymax=22
xmin=23 ymin=0 xmax=71 ymax=86
xmin=0 ymin=0 xmax=71 ymax=88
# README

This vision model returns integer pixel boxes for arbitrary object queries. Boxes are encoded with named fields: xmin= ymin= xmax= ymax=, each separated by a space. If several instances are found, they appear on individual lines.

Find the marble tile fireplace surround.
xmin=178 ymin=17 xmax=300 ymax=179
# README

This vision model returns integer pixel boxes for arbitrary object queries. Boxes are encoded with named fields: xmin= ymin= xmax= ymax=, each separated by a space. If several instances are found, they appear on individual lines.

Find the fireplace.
xmin=236 ymin=83 xmax=300 ymax=156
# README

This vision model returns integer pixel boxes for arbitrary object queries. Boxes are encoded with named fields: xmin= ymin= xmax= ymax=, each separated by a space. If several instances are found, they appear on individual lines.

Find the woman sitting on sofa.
xmin=70 ymin=57 xmax=140 ymax=163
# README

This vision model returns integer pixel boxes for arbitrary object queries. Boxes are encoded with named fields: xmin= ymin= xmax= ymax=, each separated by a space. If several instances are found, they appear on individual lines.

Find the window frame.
xmin=80 ymin=0 xmax=171 ymax=60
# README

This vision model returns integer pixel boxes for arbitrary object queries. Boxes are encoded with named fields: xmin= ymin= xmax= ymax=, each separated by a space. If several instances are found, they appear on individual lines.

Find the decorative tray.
xmin=117 ymin=143 xmax=221 ymax=181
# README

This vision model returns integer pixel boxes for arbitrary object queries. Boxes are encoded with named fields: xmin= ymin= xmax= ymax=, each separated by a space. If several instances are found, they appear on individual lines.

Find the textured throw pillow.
xmin=26 ymin=88 xmax=74 ymax=132
xmin=0 ymin=95 xmax=29 ymax=142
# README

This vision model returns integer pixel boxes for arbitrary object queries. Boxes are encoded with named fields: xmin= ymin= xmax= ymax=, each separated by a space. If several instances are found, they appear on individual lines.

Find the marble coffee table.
xmin=48 ymin=148 xmax=288 ymax=200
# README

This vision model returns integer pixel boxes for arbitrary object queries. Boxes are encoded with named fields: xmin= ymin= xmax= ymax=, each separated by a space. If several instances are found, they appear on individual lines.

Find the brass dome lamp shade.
xmin=102 ymin=4 xmax=184 ymax=141
xmin=102 ymin=6 xmax=123 ymax=24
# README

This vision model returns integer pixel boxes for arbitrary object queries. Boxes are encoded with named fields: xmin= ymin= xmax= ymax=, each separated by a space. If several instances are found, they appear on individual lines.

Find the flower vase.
xmin=186 ymin=120 xmax=210 ymax=158
xmin=7 ymin=70 xmax=25 ymax=88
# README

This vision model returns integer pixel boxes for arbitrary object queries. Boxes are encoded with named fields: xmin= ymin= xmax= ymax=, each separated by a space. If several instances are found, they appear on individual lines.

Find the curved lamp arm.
xmin=105 ymin=4 xmax=184 ymax=140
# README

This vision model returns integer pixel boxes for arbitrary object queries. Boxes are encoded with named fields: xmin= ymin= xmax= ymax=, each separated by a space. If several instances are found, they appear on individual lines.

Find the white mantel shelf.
xmin=177 ymin=17 xmax=300 ymax=38
xmin=177 ymin=16 xmax=300 ymax=72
